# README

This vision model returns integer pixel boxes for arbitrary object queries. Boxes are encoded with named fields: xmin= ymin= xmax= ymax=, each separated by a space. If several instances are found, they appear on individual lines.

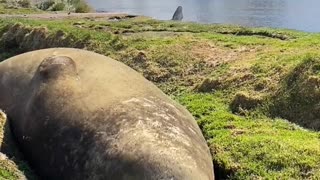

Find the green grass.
xmin=0 ymin=0 xmax=92 ymax=14
xmin=0 ymin=2 xmax=42 ymax=14
xmin=1 ymin=15 xmax=320 ymax=179
xmin=177 ymin=93 xmax=320 ymax=179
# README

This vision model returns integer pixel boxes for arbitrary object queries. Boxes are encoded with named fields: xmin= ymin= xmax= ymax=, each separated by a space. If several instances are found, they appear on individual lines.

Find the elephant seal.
xmin=172 ymin=6 xmax=183 ymax=21
xmin=0 ymin=48 xmax=214 ymax=180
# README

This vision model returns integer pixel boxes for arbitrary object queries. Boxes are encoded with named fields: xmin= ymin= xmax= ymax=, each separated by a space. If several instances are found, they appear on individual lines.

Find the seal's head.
xmin=37 ymin=56 xmax=77 ymax=81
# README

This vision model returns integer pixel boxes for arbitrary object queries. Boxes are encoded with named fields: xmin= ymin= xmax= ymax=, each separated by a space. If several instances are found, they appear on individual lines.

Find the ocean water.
xmin=87 ymin=0 xmax=320 ymax=32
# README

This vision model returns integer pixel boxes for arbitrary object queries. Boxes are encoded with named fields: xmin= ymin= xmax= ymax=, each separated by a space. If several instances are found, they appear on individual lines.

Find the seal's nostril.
xmin=41 ymin=56 xmax=76 ymax=67
xmin=38 ymin=56 xmax=77 ymax=80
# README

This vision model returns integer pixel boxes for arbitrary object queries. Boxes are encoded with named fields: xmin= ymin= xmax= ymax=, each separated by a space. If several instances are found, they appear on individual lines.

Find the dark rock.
xmin=172 ymin=6 xmax=183 ymax=21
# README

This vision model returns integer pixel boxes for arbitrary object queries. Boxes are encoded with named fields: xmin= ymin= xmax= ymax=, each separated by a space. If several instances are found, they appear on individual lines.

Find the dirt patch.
xmin=190 ymin=42 xmax=257 ymax=67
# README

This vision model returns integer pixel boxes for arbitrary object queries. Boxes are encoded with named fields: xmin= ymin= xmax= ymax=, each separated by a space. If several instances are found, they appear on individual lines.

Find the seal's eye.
xmin=38 ymin=56 xmax=77 ymax=80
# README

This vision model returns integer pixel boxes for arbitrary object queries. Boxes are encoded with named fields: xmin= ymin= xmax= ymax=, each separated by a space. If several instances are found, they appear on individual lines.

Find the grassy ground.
xmin=0 ymin=1 xmax=42 ymax=14
xmin=1 ymin=14 xmax=320 ymax=179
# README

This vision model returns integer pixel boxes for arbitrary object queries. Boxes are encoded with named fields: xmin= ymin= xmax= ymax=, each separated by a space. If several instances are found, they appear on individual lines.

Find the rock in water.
xmin=172 ymin=6 xmax=183 ymax=21
xmin=0 ymin=48 xmax=214 ymax=180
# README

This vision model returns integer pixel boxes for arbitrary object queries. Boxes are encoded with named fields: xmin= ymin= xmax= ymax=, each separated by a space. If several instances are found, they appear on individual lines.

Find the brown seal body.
xmin=0 ymin=48 xmax=214 ymax=180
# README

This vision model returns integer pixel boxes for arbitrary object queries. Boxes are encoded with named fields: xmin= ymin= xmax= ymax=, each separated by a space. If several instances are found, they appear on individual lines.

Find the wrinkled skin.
xmin=0 ymin=48 xmax=214 ymax=180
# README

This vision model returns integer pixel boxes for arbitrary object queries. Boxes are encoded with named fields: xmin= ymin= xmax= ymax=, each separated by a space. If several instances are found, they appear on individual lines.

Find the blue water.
xmin=86 ymin=0 xmax=320 ymax=32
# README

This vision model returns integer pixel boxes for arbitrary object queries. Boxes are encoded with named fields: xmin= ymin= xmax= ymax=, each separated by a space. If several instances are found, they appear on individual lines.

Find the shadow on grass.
xmin=0 ymin=116 xmax=39 ymax=180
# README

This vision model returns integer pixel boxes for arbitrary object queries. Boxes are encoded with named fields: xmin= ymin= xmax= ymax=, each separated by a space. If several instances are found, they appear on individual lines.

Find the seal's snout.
xmin=38 ymin=56 xmax=77 ymax=80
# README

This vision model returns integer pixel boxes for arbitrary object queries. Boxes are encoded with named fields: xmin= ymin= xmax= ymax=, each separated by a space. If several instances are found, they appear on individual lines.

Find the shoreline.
xmin=0 ymin=12 xmax=141 ymax=20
